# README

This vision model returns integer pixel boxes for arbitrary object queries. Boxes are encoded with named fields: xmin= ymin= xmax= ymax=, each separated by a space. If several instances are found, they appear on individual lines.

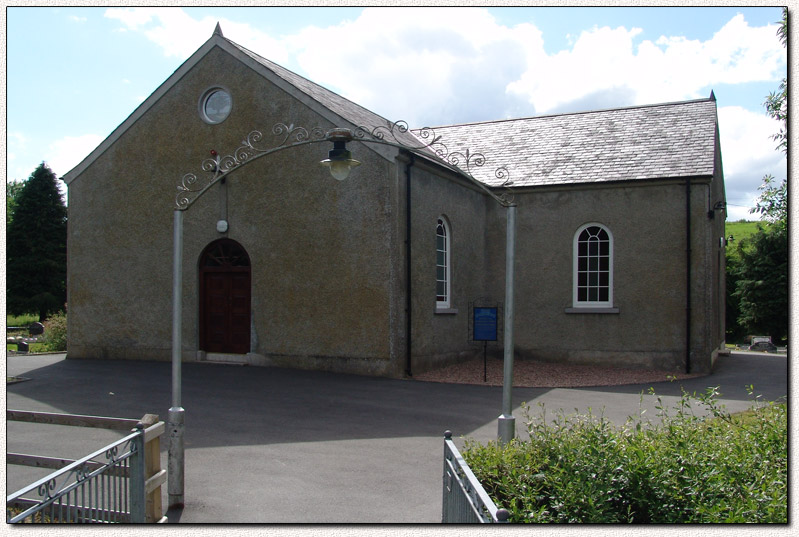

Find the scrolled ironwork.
xmin=496 ymin=167 xmax=515 ymax=205
xmin=353 ymin=120 xmax=409 ymax=142
xmin=75 ymin=462 xmax=90 ymax=483
xmin=350 ymin=122 xmax=513 ymax=206
xmin=175 ymin=119 xmax=515 ymax=209
xmin=496 ymin=191 xmax=515 ymax=206
xmin=175 ymin=124 xmax=330 ymax=210
xmin=37 ymin=478 xmax=56 ymax=500
xmin=443 ymin=149 xmax=484 ymax=176
xmin=105 ymin=445 xmax=119 ymax=463
xmin=353 ymin=121 xmax=448 ymax=157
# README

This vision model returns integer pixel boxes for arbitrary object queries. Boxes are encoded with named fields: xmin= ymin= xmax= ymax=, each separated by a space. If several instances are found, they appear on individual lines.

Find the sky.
xmin=4 ymin=5 xmax=788 ymax=222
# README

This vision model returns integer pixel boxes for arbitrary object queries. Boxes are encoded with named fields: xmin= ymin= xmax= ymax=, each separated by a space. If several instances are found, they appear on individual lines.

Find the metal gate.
xmin=442 ymin=431 xmax=509 ymax=523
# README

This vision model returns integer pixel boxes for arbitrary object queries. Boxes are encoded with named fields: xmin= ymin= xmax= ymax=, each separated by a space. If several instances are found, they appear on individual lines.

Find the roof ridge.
xmin=426 ymin=95 xmax=717 ymax=130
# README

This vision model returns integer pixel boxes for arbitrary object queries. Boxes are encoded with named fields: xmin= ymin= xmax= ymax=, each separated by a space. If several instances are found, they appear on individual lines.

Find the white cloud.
xmin=509 ymin=25 xmax=646 ymax=113
xmin=717 ymin=106 xmax=786 ymax=221
xmin=507 ymin=13 xmax=785 ymax=114
xmin=105 ymin=7 xmax=784 ymax=123
xmin=105 ymin=7 xmax=209 ymax=58
xmin=288 ymin=7 xmax=541 ymax=125
xmin=104 ymin=7 xmax=289 ymax=64
xmin=8 ymin=131 xmax=28 ymax=149
xmin=6 ymin=133 xmax=102 ymax=192
xmin=47 ymin=134 xmax=105 ymax=179
xmin=104 ymin=7 xmax=158 ymax=30
xmin=718 ymin=106 xmax=785 ymax=182
xmin=7 ymin=132 xmax=30 ymax=182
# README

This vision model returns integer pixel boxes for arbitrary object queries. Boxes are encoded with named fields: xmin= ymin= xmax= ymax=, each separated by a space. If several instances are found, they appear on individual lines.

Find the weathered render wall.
xmin=406 ymin=161 xmax=492 ymax=373
xmin=67 ymin=46 xmax=402 ymax=376
xmin=694 ymin=137 xmax=727 ymax=371
xmin=483 ymin=178 xmax=719 ymax=372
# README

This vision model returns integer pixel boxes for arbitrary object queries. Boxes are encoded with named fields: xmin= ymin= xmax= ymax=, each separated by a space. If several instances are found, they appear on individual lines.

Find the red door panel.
xmin=199 ymin=240 xmax=251 ymax=354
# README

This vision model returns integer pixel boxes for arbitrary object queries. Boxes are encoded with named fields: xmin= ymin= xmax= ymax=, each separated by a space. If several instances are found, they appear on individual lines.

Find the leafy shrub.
xmin=463 ymin=387 xmax=787 ymax=523
xmin=40 ymin=311 xmax=67 ymax=352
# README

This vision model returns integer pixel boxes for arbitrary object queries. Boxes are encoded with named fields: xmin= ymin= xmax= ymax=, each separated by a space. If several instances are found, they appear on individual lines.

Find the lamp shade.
xmin=322 ymin=158 xmax=359 ymax=181
xmin=320 ymin=142 xmax=361 ymax=181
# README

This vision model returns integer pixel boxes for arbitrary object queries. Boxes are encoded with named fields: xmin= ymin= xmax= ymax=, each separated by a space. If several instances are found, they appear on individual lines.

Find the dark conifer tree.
xmin=6 ymin=162 xmax=67 ymax=321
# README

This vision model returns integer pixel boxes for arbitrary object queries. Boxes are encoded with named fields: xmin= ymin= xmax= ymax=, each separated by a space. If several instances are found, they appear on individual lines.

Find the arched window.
xmin=200 ymin=239 xmax=250 ymax=269
xmin=436 ymin=217 xmax=451 ymax=309
xmin=573 ymin=224 xmax=613 ymax=308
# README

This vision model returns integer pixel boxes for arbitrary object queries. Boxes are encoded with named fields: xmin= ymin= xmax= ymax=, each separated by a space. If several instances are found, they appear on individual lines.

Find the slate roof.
xmin=421 ymin=98 xmax=719 ymax=188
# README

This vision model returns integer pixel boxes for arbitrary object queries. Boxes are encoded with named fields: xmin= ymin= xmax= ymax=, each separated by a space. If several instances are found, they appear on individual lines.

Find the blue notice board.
xmin=473 ymin=307 xmax=498 ymax=341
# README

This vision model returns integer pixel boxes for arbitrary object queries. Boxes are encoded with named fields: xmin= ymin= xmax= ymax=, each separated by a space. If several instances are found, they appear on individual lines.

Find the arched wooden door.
xmin=199 ymin=239 xmax=251 ymax=354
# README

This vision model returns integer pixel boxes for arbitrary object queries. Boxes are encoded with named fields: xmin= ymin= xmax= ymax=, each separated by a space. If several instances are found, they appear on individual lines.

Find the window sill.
xmin=435 ymin=307 xmax=459 ymax=315
xmin=565 ymin=307 xmax=619 ymax=314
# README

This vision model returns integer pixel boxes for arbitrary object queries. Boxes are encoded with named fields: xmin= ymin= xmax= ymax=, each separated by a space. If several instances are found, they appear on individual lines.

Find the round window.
xmin=200 ymin=88 xmax=232 ymax=124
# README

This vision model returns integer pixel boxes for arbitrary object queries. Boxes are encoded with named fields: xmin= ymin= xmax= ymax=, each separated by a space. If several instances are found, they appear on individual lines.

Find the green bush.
xmin=40 ymin=311 xmax=67 ymax=352
xmin=463 ymin=388 xmax=787 ymax=523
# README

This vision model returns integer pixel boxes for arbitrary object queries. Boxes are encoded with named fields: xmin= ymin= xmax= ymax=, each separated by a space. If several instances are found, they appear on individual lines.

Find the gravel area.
xmin=413 ymin=356 xmax=704 ymax=388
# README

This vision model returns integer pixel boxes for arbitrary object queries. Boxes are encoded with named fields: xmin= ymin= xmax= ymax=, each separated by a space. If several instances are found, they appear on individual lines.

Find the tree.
xmin=6 ymin=179 xmax=25 ymax=226
xmin=752 ymin=174 xmax=787 ymax=229
xmin=6 ymin=162 xmax=67 ymax=321
xmin=727 ymin=8 xmax=788 ymax=343
xmin=724 ymin=253 xmax=746 ymax=342
xmin=752 ymin=7 xmax=787 ymax=224
xmin=763 ymin=7 xmax=787 ymax=156
xmin=733 ymin=226 xmax=788 ymax=343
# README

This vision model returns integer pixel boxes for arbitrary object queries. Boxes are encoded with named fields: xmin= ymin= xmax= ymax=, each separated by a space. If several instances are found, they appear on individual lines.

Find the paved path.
xmin=5 ymin=352 xmax=787 ymax=523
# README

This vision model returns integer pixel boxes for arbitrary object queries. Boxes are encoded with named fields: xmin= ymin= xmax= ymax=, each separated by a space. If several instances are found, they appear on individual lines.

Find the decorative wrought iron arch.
xmin=175 ymin=121 xmax=515 ymax=210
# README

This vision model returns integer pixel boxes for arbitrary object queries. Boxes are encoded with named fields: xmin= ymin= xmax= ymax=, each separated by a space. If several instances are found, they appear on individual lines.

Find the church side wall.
xmin=406 ymin=163 xmax=490 ymax=373
xmin=697 ymin=140 xmax=728 ymax=371
xmin=483 ymin=179 xmax=717 ymax=372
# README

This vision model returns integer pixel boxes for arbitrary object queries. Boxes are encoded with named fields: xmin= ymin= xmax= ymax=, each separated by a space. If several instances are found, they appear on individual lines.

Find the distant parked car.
xmin=749 ymin=341 xmax=778 ymax=352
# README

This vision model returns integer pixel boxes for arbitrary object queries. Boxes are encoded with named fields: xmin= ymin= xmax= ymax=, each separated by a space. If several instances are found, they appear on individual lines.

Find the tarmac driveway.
xmin=5 ymin=352 xmax=787 ymax=523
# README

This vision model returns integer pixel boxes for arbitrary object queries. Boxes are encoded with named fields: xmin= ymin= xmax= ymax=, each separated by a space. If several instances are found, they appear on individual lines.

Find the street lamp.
xmin=170 ymin=121 xmax=517 ymax=507
xmin=319 ymin=128 xmax=361 ymax=181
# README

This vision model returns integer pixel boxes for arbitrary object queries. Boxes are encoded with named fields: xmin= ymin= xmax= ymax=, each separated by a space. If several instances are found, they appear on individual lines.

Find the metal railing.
xmin=6 ymin=411 xmax=166 ymax=523
xmin=442 ymin=431 xmax=509 ymax=523
xmin=8 ymin=427 xmax=145 ymax=523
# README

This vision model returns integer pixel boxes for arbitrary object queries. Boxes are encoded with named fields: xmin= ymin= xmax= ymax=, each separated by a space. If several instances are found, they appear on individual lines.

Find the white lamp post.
xmin=497 ymin=205 xmax=516 ymax=443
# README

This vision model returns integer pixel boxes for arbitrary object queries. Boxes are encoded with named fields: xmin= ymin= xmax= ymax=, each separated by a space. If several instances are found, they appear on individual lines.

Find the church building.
xmin=63 ymin=26 xmax=727 ymax=377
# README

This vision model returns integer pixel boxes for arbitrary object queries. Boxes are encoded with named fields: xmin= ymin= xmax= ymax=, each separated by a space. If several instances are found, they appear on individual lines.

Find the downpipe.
xmin=405 ymin=154 xmax=414 ymax=377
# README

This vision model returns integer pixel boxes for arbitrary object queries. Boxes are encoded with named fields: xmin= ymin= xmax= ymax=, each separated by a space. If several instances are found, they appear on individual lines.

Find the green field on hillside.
xmin=725 ymin=220 xmax=763 ymax=252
